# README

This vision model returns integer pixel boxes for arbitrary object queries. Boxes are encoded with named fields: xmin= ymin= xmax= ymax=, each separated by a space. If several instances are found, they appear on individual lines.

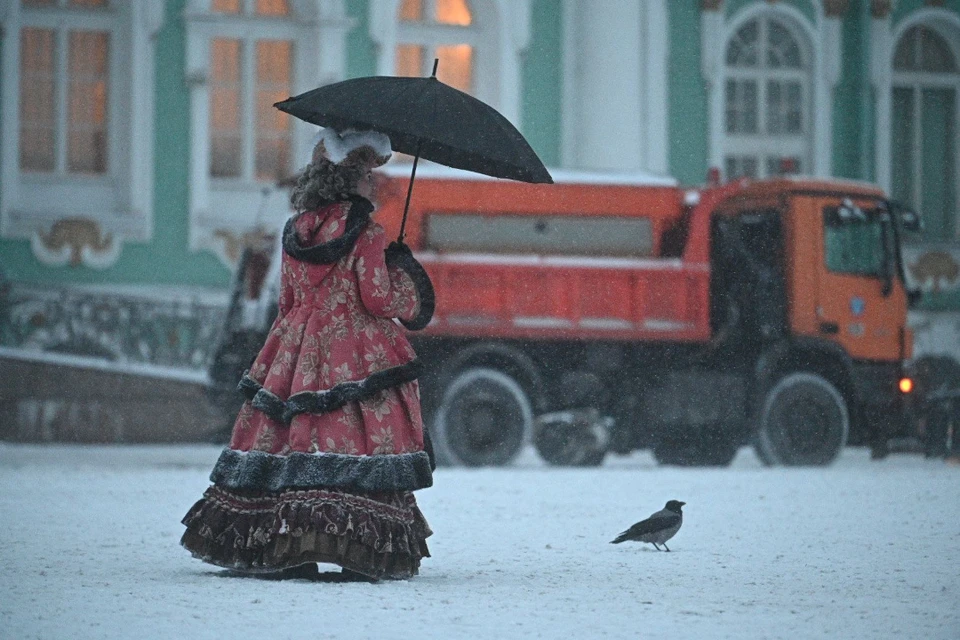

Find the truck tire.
xmin=652 ymin=426 xmax=739 ymax=467
xmin=432 ymin=367 xmax=533 ymax=467
xmin=533 ymin=410 xmax=608 ymax=467
xmin=754 ymin=372 xmax=849 ymax=466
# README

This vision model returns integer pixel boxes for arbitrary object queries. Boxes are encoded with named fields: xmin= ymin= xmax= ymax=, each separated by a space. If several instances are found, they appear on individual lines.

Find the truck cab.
xmin=707 ymin=179 xmax=915 ymax=464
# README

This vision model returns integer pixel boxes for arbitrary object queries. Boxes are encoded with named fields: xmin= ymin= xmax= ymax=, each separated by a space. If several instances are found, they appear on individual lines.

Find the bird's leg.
xmin=663 ymin=543 xmax=671 ymax=552
xmin=652 ymin=543 xmax=661 ymax=551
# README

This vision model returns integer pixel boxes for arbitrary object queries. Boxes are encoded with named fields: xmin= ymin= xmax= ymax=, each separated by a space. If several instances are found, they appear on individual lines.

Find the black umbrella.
xmin=274 ymin=60 xmax=553 ymax=241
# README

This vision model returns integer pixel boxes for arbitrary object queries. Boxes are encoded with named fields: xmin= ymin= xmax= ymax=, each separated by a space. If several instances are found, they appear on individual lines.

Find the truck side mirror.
xmin=889 ymin=200 xmax=922 ymax=233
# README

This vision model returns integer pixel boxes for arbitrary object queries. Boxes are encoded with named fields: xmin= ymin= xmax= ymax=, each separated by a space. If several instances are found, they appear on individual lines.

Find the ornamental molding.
xmin=30 ymin=218 xmax=121 ymax=270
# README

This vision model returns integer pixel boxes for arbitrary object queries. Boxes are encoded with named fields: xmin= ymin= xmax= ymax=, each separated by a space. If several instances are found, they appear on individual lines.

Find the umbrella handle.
xmin=398 ymin=139 xmax=423 ymax=244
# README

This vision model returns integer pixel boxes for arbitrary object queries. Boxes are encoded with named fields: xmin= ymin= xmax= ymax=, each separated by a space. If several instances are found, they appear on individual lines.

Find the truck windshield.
xmin=823 ymin=202 xmax=896 ymax=280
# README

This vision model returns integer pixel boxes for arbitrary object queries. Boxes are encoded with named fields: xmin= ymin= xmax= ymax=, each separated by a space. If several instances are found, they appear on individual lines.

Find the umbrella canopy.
xmin=274 ymin=72 xmax=553 ymax=186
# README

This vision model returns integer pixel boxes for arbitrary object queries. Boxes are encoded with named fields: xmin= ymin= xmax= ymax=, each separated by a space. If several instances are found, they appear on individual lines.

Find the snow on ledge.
xmin=379 ymin=161 xmax=678 ymax=187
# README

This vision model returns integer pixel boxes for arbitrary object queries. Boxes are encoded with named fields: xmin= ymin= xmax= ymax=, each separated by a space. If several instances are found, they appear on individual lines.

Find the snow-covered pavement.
xmin=0 ymin=444 xmax=958 ymax=640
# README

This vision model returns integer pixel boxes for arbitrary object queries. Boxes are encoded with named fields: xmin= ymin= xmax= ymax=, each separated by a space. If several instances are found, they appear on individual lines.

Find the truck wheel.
xmin=533 ymin=410 xmax=608 ymax=467
xmin=432 ymin=367 xmax=533 ymax=466
xmin=754 ymin=372 xmax=849 ymax=466
xmin=652 ymin=426 xmax=739 ymax=467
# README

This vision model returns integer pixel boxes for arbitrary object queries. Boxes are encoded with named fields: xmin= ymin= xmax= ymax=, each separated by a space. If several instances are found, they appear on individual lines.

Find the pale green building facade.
xmin=0 ymin=0 xmax=958 ymax=369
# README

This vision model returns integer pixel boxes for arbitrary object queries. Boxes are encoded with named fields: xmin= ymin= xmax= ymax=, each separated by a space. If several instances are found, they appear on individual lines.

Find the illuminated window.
xmin=205 ymin=21 xmax=293 ymax=182
xmin=17 ymin=6 xmax=111 ymax=175
xmin=396 ymin=0 xmax=474 ymax=92
xmin=2 ymin=0 xmax=162 ymax=260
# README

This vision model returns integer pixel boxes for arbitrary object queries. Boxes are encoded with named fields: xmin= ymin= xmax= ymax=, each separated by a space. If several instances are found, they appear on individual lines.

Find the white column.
xmin=0 ymin=1 xmax=22 ymax=237
xmin=642 ymin=0 xmax=669 ymax=174
xmin=816 ymin=14 xmax=843 ymax=177
xmin=871 ymin=14 xmax=893 ymax=192
xmin=700 ymin=7 xmax=725 ymax=174
xmin=561 ymin=0 xmax=644 ymax=171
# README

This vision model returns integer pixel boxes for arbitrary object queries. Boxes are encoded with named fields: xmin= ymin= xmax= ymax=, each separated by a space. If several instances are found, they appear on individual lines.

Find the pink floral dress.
xmin=182 ymin=196 xmax=434 ymax=580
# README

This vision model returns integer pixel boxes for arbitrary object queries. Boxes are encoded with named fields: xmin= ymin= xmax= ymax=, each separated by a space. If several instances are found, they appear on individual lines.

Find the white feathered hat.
xmin=312 ymin=128 xmax=392 ymax=169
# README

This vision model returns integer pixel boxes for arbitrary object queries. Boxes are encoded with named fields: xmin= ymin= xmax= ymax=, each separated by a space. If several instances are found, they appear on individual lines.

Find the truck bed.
xmin=417 ymin=252 xmax=711 ymax=342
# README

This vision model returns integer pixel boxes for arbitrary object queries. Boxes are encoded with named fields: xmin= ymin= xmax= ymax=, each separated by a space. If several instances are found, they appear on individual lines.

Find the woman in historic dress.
xmin=181 ymin=128 xmax=435 ymax=581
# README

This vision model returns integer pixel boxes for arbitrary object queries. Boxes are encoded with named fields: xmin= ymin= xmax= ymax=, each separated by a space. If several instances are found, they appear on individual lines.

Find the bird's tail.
xmin=610 ymin=531 xmax=629 ymax=544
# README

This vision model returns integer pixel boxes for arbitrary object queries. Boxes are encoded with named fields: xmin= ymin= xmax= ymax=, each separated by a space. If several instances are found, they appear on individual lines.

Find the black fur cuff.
xmin=238 ymin=359 xmax=424 ymax=425
xmin=385 ymin=244 xmax=435 ymax=331
xmin=210 ymin=447 xmax=433 ymax=493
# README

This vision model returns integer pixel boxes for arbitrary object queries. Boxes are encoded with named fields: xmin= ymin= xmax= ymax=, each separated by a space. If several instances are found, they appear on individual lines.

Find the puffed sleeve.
xmin=354 ymin=223 xmax=434 ymax=329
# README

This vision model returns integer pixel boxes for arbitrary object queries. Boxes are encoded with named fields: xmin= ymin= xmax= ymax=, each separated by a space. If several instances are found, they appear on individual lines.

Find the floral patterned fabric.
xmin=230 ymin=202 xmax=425 ymax=457
xmin=182 ymin=200 xmax=433 ymax=579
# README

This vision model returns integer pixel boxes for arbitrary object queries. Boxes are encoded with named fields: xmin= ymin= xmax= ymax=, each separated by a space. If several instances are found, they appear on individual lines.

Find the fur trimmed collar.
xmin=282 ymin=196 xmax=373 ymax=264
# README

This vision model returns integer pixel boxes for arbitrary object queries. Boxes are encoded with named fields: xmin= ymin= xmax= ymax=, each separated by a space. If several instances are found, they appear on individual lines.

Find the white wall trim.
xmin=560 ymin=0 xmax=669 ymax=173
xmin=0 ymin=0 xmax=163 ymax=268
xmin=184 ymin=0 xmax=352 ymax=266
xmin=875 ymin=8 xmax=960 ymax=193
xmin=367 ymin=0 xmax=530 ymax=126
xmin=703 ymin=2 xmax=837 ymax=178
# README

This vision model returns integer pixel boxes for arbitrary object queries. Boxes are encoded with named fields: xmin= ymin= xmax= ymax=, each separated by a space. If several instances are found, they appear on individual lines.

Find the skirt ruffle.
xmin=180 ymin=485 xmax=431 ymax=580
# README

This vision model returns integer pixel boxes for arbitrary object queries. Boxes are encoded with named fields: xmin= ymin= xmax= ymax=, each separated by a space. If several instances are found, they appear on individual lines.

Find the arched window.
xmin=395 ymin=0 xmax=475 ymax=93
xmin=891 ymin=25 xmax=959 ymax=240
xmin=722 ymin=16 xmax=811 ymax=180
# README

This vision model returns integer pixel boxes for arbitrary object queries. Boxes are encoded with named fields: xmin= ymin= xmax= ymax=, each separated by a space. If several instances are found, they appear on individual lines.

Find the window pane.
xmin=725 ymin=79 xmax=757 ymax=134
xmin=435 ymin=44 xmax=472 ymax=92
xmin=19 ymin=27 xmax=57 ymax=172
xmin=767 ymin=21 xmax=802 ymax=69
xmin=891 ymin=87 xmax=915 ymax=207
xmin=824 ymin=207 xmax=884 ymax=276
xmin=211 ymin=38 xmax=242 ymax=178
xmin=435 ymin=0 xmax=471 ymax=26
xmin=399 ymin=0 xmax=423 ymax=21
xmin=256 ymin=0 xmax=289 ymax=16
xmin=255 ymin=40 xmax=292 ymax=181
xmin=396 ymin=44 xmax=424 ymax=77
xmin=726 ymin=20 xmax=759 ymax=68
xmin=725 ymin=156 xmax=758 ymax=180
xmin=67 ymin=30 xmax=110 ymax=174
xmin=766 ymin=80 xmax=802 ymax=134
xmin=920 ymin=26 xmax=957 ymax=73
xmin=212 ymin=0 xmax=240 ymax=14
xmin=766 ymin=156 xmax=800 ymax=177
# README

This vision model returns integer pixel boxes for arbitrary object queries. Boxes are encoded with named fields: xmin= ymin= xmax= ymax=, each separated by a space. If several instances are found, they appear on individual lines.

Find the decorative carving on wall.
xmin=212 ymin=228 xmax=278 ymax=266
xmin=31 ymin=218 xmax=121 ymax=269
xmin=908 ymin=250 xmax=960 ymax=294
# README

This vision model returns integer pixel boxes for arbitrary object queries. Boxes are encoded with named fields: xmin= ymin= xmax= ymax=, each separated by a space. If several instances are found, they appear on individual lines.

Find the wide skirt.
xmin=181 ymin=484 xmax=431 ymax=580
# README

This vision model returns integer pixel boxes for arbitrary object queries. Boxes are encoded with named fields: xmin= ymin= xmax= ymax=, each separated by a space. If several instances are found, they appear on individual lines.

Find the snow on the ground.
xmin=0 ymin=444 xmax=958 ymax=640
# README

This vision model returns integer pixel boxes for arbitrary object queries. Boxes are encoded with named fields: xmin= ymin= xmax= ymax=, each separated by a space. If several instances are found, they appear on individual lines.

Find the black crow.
xmin=610 ymin=500 xmax=685 ymax=551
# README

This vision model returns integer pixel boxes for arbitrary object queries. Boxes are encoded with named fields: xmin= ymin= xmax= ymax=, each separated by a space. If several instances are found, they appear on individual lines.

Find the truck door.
xmin=810 ymin=197 xmax=907 ymax=361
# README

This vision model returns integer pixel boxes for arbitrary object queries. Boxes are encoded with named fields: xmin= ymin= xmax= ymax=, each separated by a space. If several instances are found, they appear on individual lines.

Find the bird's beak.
xmin=679 ymin=502 xmax=686 ymax=506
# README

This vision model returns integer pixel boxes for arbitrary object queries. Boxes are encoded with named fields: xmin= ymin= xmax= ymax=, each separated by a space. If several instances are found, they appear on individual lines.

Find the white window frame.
xmin=873 ymin=8 xmax=960 ymax=240
xmin=723 ymin=16 xmax=810 ymax=179
xmin=0 ymin=0 xmax=163 ymax=267
xmin=701 ymin=2 xmax=840 ymax=180
xmin=184 ymin=0 xmax=353 ymax=266
xmin=368 ymin=0 xmax=530 ymax=127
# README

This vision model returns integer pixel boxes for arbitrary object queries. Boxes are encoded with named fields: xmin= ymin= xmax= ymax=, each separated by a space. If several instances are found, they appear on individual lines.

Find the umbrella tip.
xmin=431 ymin=58 xmax=439 ymax=78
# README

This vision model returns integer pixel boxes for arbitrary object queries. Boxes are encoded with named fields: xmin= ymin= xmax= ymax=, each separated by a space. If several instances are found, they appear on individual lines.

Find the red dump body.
xmin=374 ymin=168 xmax=740 ymax=343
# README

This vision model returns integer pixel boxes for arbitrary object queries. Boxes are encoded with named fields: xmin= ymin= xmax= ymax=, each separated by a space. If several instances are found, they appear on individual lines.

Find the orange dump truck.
xmin=212 ymin=166 xmax=920 ymax=467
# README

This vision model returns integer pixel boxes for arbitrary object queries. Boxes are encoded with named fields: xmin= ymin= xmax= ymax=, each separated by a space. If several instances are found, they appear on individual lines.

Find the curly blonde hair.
xmin=289 ymin=156 xmax=365 ymax=213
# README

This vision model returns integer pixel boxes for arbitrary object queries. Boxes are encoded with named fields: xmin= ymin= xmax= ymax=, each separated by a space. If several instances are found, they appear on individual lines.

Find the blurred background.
xmin=0 ymin=0 xmax=957 ymax=448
